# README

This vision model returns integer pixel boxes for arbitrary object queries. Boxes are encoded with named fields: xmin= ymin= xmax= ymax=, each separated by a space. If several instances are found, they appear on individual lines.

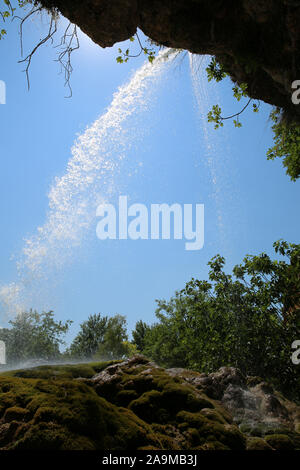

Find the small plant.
xmin=205 ymin=57 xmax=260 ymax=129
xmin=0 ymin=0 xmax=29 ymax=39
xmin=116 ymin=33 xmax=156 ymax=64
xmin=206 ymin=57 xmax=227 ymax=83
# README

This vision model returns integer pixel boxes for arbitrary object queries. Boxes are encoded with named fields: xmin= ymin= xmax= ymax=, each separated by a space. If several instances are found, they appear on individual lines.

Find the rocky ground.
xmin=0 ymin=355 xmax=299 ymax=450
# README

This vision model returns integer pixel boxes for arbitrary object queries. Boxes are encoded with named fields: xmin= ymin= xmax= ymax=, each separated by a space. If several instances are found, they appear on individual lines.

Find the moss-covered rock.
xmin=246 ymin=437 xmax=273 ymax=451
xmin=0 ymin=356 xmax=299 ymax=450
xmin=0 ymin=362 xmax=161 ymax=450
xmin=4 ymin=360 xmax=119 ymax=380
xmin=3 ymin=406 xmax=31 ymax=423
xmin=265 ymin=434 xmax=296 ymax=451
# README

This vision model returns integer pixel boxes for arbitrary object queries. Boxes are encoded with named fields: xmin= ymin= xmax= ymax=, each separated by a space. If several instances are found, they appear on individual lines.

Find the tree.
xmin=95 ymin=314 xmax=129 ymax=360
xmin=132 ymin=320 xmax=150 ymax=352
xmin=267 ymin=108 xmax=300 ymax=181
xmin=68 ymin=313 xmax=108 ymax=359
xmin=142 ymin=241 xmax=300 ymax=400
xmin=68 ymin=313 xmax=134 ymax=360
xmin=0 ymin=309 xmax=71 ymax=364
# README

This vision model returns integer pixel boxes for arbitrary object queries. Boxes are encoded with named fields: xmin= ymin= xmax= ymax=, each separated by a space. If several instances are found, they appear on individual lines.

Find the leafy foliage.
xmin=67 ymin=313 xmax=108 ymax=359
xmin=95 ymin=314 xmax=130 ymax=360
xmin=0 ymin=310 xmax=138 ymax=366
xmin=116 ymin=34 xmax=156 ymax=64
xmin=206 ymin=57 xmax=300 ymax=179
xmin=68 ymin=313 xmax=134 ymax=360
xmin=206 ymin=56 xmax=259 ymax=129
xmin=267 ymin=108 xmax=300 ymax=181
xmin=0 ymin=0 xmax=29 ymax=39
xmin=132 ymin=320 xmax=150 ymax=352
xmin=0 ymin=243 xmax=298 ymax=403
xmin=206 ymin=57 xmax=227 ymax=83
xmin=0 ymin=310 xmax=71 ymax=364
xmin=142 ymin=241 xmax=300 ymax=400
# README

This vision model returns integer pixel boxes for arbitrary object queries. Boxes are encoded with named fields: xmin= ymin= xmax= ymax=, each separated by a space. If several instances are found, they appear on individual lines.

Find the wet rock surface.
xmin=166 ymin=364 xmax=300 ymax=439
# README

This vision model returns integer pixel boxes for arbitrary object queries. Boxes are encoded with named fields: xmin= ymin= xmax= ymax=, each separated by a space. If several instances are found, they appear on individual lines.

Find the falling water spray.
xmin=0 ymin=49 xmax=175 ymax=319
xmin=189 ymin=53 xmax=244 ymax=256
xmin=0 ymin=50 xmax=242 ymax=321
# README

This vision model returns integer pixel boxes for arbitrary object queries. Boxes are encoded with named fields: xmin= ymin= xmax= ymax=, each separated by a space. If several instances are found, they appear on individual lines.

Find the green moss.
xmin=246 ymin=437 xmax=273 ymax=451
xmin=1 ymin=360 xmax=297 ymax=451
xmin=4 ymin=361 xmax=118 ymax=380
xmin=129 ymin=390 xmax=165 ymax=423
xmin=121 ymin=373 xmax=154 ymax=395
xmin=129 ymin=386 xmax=213 ymax=424
xmin=239 ymin=422 xmax=270 ymax=437
xmin=198 ymin=441 xmax=230 ymax=450
xmin=265 ymin=434 xmax=296 ymax=450
xmin=176 ymin=410 xmax=208 ymax=429
xmin=115 ymin=389 xmax=139 ymax=407
xmin=3 ymin=407 xmax=31 ymax=423
xmin=125 ymin=367 xmax=215 ymax=425
xmin=0 ymin=372 xmax=161 ymax=450
xmin=10 ymin=422 xmax=95 ymax=451
xmin=200 ymin=408 xmax=228 ymax=425
xmin=176 ymin=411 xmax=246 ymax=450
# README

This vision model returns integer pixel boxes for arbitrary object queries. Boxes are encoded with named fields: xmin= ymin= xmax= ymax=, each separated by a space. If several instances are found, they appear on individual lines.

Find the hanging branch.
xmin=13 ymin=5 xmax=43 ymax=57
xmin=116 ymin=31 xmax=156 ymax=63
xmin=18 ymin=10 xmax=57 ymax=90
xmin=55 ymin=22 xmax=79 ymax=98
xmin=14 ymin=6 xmax=80 ymax=96
xmin=208 ymin=98 xmax=261 ymax=129
xmin=221 ymin=98 xmax=252 ymax=121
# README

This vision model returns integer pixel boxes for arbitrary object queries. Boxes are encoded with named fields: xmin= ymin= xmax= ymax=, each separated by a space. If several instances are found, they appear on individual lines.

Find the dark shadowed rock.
xmin=39 ymin=0 xmax=300 ymax=122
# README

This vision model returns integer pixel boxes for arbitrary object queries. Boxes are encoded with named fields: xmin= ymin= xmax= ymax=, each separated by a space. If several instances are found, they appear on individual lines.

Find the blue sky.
xmin=0 ymin=9 xmax=299 ymax=343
